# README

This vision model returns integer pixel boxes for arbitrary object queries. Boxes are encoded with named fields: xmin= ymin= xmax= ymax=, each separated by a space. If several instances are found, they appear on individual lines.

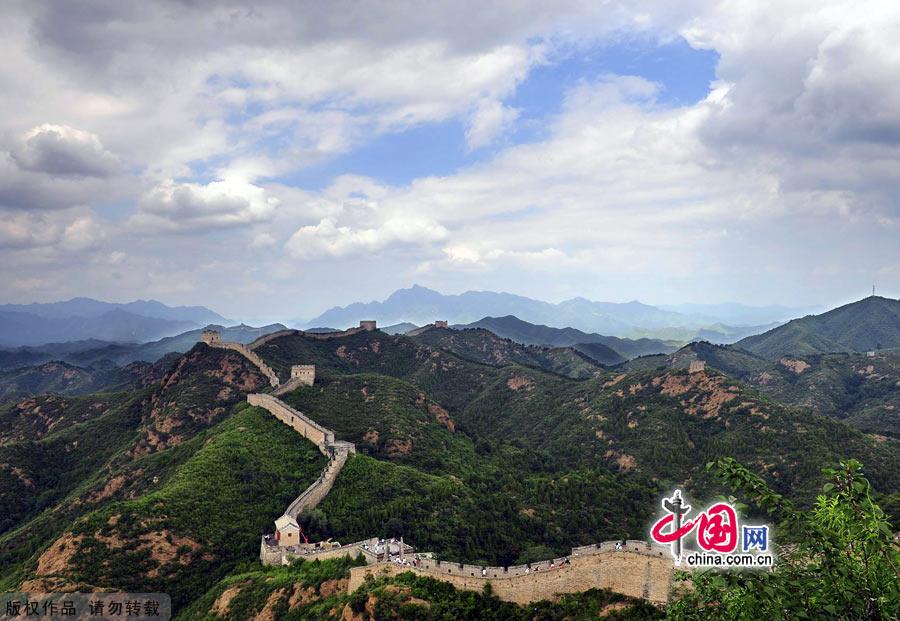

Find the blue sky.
xmin=282 ymin=37 xmax=719 ymax=189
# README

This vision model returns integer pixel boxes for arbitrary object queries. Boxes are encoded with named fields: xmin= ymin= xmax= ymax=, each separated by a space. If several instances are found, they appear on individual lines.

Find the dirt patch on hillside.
xmin=385 ymin=438 xmax=413 ymax=457
xmin=427 ymin=403 xmax=456 ymax=432
xmin=605 ymin=450 xmax=637 ymax=472
xmin=87 ymin=474 xmax=128 ymax=502
xmin=288 ymin=584 xmax=317 ymax=608
xmin=507 ymin=376 xmax=535 ymax=391
xmin=253 ymin=588 xmax=286 ymax=621
xmin=653 ymin=372 xmax=740 ymax=419
xmin=0 ymin=463 xmax=34 ymax=488
xmin=363 ymin=429 xmax=380 ymax=445
xmin=603 ymin=374 xmax=627 ymax=388
xmin=779 ymin=358 xmax=810 ymax=374
xmin=319 ymin=578 xmax=348 ymax=597
xmin=211 ymin=582 xmax=248 ymax=616
xmin=35 ymin=533 xmax=84 ymax=576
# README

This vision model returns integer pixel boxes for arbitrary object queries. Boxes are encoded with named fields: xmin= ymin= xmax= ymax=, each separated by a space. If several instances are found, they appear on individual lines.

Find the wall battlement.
xmin=344 ymin=540 xmax=674 ymax=606
xmin=247 ymin=393 xmax=336 ymax=452
xmin=247 ymin=329 xmax=300 ymax=350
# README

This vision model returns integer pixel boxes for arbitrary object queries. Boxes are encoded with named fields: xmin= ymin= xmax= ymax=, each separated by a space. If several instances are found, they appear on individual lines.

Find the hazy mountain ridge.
xmin=0 ymin=323 xmax=288 ymax=369
xmin=304 ymin=285 xmax=805 ymax=340
xmin=0 ymin=297 xmax=227 ymax=324
xmin=0 ymin=298 xmax=231 ymax=348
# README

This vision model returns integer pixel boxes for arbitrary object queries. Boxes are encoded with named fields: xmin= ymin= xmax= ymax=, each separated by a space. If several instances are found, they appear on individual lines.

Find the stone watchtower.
xmin=201 ymin=329 xmax=222 ymax=345
xmin=359 ymin=320 xmax=377 ymax=331
xmin=689 ymin=360 xmax=706 ymax=374
xmin=434 ymin=320 xmax=449 ymax=328
xmin=291 ymin=365 xmax=316 ymax=386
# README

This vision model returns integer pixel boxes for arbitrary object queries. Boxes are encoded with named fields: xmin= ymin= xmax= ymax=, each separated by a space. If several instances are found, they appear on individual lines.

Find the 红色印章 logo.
xmin=650 ymin=490 xmax=774 ymax=569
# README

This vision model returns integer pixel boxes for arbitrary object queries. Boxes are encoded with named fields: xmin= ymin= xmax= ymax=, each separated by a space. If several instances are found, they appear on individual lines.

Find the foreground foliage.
xmin=669 ymin=458 xmax=900 ymax=620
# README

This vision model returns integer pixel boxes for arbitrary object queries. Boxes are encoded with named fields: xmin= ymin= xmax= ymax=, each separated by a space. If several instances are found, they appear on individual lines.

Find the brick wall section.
xmin=247 ymin=329 xmax=300 ymax=350
xmin=247 ymin=393 xmax=335 ymax=451
xmin=272 ymin=378 xmax=304 ymax=397
xmin=347 ymin=541 xmax=674 ymax=606
xmin=283 ymin=448 xmax=350 ymax=518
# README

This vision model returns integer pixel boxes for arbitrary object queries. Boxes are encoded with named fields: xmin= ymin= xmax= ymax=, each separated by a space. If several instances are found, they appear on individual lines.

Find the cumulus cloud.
xmin=286 ymin=214 xmax=448 ymax=259
xmin=0 ymin=209 xmax=105 ymax=252
xmin=10 ymin=124 xmax=119 ymax=177
xmin=132 ymin=179 xmax=278 ymax=232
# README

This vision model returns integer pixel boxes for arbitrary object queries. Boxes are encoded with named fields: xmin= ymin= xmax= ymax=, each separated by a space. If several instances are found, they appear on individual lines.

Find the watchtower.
xmin=434 ymin=320 xmax=449 ymax=328
xmin=359 ymin=320 xmax=377 ymax=331
xmin=291 ymin=364 xmax=316 ymax=386
xmin=688 ymin=360 xmax=706 ymax=374
xmin=201 ymin=330 xmax=222 ymax=345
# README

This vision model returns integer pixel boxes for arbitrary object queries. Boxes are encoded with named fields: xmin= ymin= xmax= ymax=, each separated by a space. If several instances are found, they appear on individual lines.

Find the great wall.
xmin=199 ymin=323 xmax=678 ymax=607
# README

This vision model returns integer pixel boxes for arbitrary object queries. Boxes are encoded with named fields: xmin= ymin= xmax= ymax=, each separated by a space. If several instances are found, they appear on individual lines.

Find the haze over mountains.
xmin=0 ymin=298 xmax=229 ymax=347
xmin=303 ymin=285 xmax=808 ymax=341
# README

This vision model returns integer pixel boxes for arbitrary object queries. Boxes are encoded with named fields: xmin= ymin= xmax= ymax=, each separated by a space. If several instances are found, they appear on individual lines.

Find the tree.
xmin=668 ymin=459 xmax=899 ymax=620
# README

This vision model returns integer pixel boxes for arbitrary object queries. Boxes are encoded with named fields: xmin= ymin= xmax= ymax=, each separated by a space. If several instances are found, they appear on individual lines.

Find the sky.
xmin=2 ymin=0 xmax=899 ymax=323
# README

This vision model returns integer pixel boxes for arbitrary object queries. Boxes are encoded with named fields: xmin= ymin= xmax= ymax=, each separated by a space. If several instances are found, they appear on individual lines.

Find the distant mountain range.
xmin=302 ymin=285 xmax=802 ymax=341
xmin=736 ymin=296 xmax=900 ymax=359
xmin=0 ymin=323 xmax=287 ymax=370
xmin=0 ymin=298 xmax=229 ymax=347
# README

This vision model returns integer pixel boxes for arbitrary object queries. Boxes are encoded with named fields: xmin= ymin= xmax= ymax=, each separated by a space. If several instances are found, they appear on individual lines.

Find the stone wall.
xmin=348 ymin=541 xmax=673 ymax=606
xmin=301 ymin=327 xmax=366 ymax=340
xmin=247 ymin=393 xmax=334 ymax=451
xmin=283 ymin=448 xmax=350 ymax=518
xmin=247 ymin=329 xmax=300 ymax=350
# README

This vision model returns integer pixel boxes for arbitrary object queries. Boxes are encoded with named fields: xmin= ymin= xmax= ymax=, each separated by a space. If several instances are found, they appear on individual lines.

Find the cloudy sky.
xmin=2 ymin=1 xmax=899 ymax=322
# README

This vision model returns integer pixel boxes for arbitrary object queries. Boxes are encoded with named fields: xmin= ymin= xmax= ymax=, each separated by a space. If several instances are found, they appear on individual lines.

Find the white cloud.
xmin=132 ymin=179 xmax=279 ymax=232
xmin=286 ymin=214 xmax=448 ymax=259
xmin=465 ymin=99 xmax=520 ymax=150
xmin=10 ymin=124 xmax=119 ymax=177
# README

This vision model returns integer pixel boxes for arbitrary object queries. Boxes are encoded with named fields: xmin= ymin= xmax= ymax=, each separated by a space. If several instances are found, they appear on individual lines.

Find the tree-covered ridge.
xmin=0 ymin=345 xmax=284 ymax=597
xmin=621 ymin=341 xmax=900 ymax=438
xmin=409 ymin=326 xmax=607 ymax=378
xmin=259 ymin=330 xmax=899 ymax=506
xmin=0 ymin=360 xmax=145 ymax=402
xmin=11 ymin=405 xmax=326 ymax=610
xmin=736 ymin=295 xmax=900 ymax=359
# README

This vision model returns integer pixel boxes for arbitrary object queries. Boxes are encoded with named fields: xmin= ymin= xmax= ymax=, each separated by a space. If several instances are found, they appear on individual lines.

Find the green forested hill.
xmin=737 ymin=296 xmax=900 ymax=359
xmin=2 ymin=328 xmax=898 ymax=616
xmin=409 ymin=326 xmax=607 ymax=377
xmin=621 ymin=341 xmax=900 ymax=438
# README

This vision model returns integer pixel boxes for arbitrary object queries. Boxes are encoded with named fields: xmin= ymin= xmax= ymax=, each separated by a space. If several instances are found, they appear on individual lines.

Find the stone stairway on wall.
xmin=246 ymin=392 xmax=355 ymax=514
xmin=272 ymin=377 xmax=304 ymax=397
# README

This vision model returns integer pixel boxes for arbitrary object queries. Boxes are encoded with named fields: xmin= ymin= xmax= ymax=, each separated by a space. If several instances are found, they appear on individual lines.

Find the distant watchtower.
xmin=201 ymin=330 xmax=222 ymax=345
xmin=689 ymin=360 xmax=706 ymax=374
xmin=434 ymin=320 xmax=449 ymax=328
xmin=359 ymin=320 xmax=377 ymax=331
xmin=291 ymin=364 xmax=316 ymax=386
